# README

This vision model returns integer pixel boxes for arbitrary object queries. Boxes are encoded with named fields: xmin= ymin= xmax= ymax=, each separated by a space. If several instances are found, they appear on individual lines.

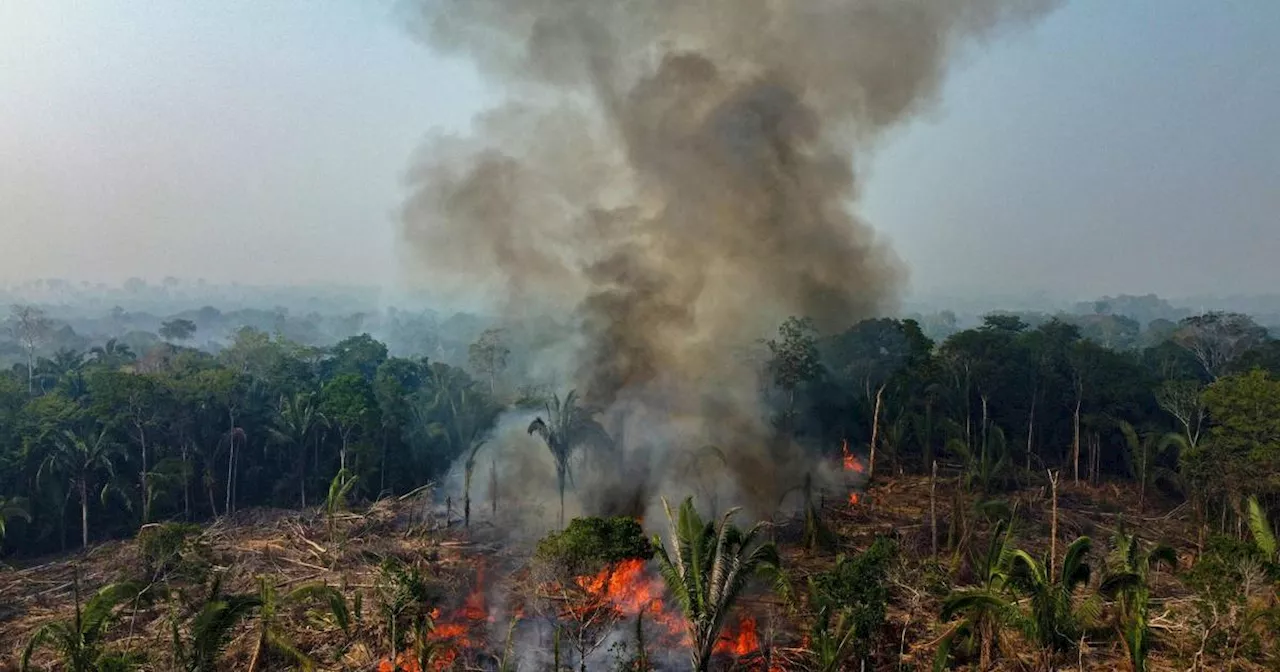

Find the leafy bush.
xmin=534 ymin=516 xmax=653 ymax=579
xmin=809 ymin=536 xmax=896 ymax=663
xmin=1184 ymin=535 xmax=1271 ymax=605
xmin=137 ymin=522 xmax=207 ymax=581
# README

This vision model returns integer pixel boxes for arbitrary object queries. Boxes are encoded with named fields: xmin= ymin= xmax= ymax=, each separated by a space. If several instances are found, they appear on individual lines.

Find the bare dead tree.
xmin=868 ymin=384 xmax=885 ymax=480
xmin=1048 ymin=469 xmax=1060 ymax=578
xmin=1156 ymin=379 xmax=1207 ymax=448
xmin=1173 ymin=312 xmax=1267 ymax=380
xmin=10 ymin=305 xmax=51 ymax=395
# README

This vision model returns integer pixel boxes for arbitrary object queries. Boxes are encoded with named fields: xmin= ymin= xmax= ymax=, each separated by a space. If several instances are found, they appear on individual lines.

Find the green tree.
xmin=40 ymin=426 xmax=122 ymax=548
xmin=87 ymin=370 xmax=164 ymax=523
xmin=526 ymin=390 xmax=610 ymax=528
xmin=374 ymin=357 xmax=430 ymax=493
xmin=808 ymin=538 xmax=896 ymax=671
xmin=88 ymin=338 xmax=136 ymax=369
xmin=159 ymin=319 xmax=198 ymax=343
xmin=323 ymin=334 xmax=388 ymax=382
xmin=766 ymin=317 xmax=821 ymax=425
xmin=1195 ymin=370 xmax=1280 ymax=511
xmin=651 ymin=497 xmax=780 ymax=672
xmin=1117 ymin=422 xmax=1178 ymax=509
xmin=320 ymin=374 xmax=378 ymax=483
xmin=268 ymin=392 xmax=323 ymax=508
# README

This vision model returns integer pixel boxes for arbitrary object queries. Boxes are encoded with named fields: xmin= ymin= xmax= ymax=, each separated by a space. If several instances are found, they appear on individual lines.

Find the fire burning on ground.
xmin=843 ymin=439 xmax=867 ymax=507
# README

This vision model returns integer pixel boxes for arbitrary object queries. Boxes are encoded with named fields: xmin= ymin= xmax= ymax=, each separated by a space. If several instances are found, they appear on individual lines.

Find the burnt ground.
xmin=0 ymin=475 xmax=1271 ymax=671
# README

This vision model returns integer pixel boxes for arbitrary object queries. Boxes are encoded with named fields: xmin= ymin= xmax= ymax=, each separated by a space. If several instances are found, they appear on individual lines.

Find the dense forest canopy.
xmin=1 ymin=292 xmax=1278 ymax=558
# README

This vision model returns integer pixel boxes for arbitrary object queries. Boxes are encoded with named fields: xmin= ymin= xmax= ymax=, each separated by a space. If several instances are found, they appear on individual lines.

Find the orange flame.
xmin=714 ymin=616 xmax=761 ymax=657
xmin=841 ymin=439 xmax=865 ymax=474
xmin=377 ymin=564 xmax=493 ymax=672
xmin=569 ymin=559 xmax=687 ymax=644
xmin=848 ymin=492 xmax=860 ymax=505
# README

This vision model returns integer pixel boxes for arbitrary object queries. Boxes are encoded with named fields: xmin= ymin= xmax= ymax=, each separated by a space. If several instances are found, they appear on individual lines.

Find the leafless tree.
xmin=10 ymin=305 xmax=51 ymax=395
xmin=1155 ymin=379 xmax=1207 ymax=448
xmin=1173 ymin=312 xmax=1267 ymax=380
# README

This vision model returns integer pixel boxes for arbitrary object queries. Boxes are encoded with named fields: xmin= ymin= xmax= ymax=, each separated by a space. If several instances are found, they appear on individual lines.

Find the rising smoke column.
xmin=400 ymin=0 xmax=1055 ymax=517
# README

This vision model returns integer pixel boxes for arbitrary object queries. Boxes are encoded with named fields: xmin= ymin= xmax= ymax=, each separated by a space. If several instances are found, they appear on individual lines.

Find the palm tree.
xmin=426 ymin=386 xmax=495 ymax=528
xmin=39 ymin=427 xmax=121 ymax=548
xmin=1117 ymin=422 xmax=1178 ymax=509
xmin=937 ymin=519 xmax=1018 ymax=671
xmin=1007 ymin=536 xmax=1097 ymax=669
xmin=0 ymin=495 xmax=32 ymax=544
xmin=808 ymin=603 xmax=860 ymax=672
xmin=88 ymin=338 xmax=136 ymax=369
xmin=1100 ymin=529 xmax=1176 ymax=672
xmin=947 ymin=423 xmax=1010 ymax=495
xmin=246 ymin=578 xmax=348 ymax=672
xmin=170 ymin=575 xmax=262 ymax=672
xmin=462 ymin=440 xmax=487 ymax=529
xmin=22 ymin=578 xmax=142 ymax=672
xmin=268 ymin=392 xmax=323 ymax=508
xmin=526 ymin=390 xmax=610 ymax=527
xmin=34 ymin=349 xmax=87 ymax=396
xmin=652 ymin=497 xmax=780 ymax=672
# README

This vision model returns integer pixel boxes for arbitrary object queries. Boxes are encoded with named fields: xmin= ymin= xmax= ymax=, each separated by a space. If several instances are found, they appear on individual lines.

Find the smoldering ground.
xmin=402 ymin=0 xmax=1057 ymax=525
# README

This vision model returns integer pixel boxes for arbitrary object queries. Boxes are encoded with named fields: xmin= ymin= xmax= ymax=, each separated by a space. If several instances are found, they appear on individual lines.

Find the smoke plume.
xmin=401 ymin=0 xmax=1054 ymax=519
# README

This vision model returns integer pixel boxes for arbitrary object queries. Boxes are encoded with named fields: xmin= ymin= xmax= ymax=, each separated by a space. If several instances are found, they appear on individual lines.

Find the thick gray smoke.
xmin=401 ymin=0 xmax=1054 ymax=520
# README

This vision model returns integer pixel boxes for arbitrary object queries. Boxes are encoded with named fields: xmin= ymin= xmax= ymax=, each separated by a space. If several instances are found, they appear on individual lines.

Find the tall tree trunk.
xmin=557 ymin=467 xmax=566 ymax=529
xmin=25 ymin=348 xmax=33 ymax=396
xmin=924 ymin=400 xmax=934 ymax=470
xmin=1072 ymin=396 xmax=1082 ymax=485
xmin=1048 ymin=469 xmax=1059 ymax=579
xmin=138 ymin=423 xmax=149 ymax=524
xmin=379 ymin=429 xmax=388 ymax=495
xmin=464 ymin=469 xmax=472 ymax=529
xmin=340 ymin=433 xmax=349 ymax=481
xmin=930 ymin=460 xmax=938 ymax=558
xmin=207 ymin=472 xmax=218 ymax=519
xmin=490 ymin=458 xmax=498 ymax=518
xmin=1026 ymin=397 xmax=1036 ymax=475
xmin=79 ymin=478 xmax=89 ymax=549
xmin=225 ymin=410 xmax=237 ymax=516
xmin=868 ymin=385 xmax=885 ymax=480
xmin=299 ymin=446 xmax=307 ymax=508
xmin=224 ymin=436 xmax=234 ymax=517
xmin=181 ymin=441 xmax=191 ymax=521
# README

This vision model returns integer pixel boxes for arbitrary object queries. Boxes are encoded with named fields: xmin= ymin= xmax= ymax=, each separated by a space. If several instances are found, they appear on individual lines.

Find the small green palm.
xmin=652 ymin=496 xmax=780 ymax=672
xmin=22 ymin=579 xmax=143 ymax=672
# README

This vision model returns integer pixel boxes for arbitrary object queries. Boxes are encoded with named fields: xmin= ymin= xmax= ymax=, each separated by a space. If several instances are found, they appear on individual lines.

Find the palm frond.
xmin=1245 ymin=495 xmax=1277 ymax=558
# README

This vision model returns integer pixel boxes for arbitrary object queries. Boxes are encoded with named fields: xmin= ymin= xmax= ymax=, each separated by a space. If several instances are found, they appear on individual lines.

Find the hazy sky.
xmin=1 ymin=1 xmax=1276 ymax=301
